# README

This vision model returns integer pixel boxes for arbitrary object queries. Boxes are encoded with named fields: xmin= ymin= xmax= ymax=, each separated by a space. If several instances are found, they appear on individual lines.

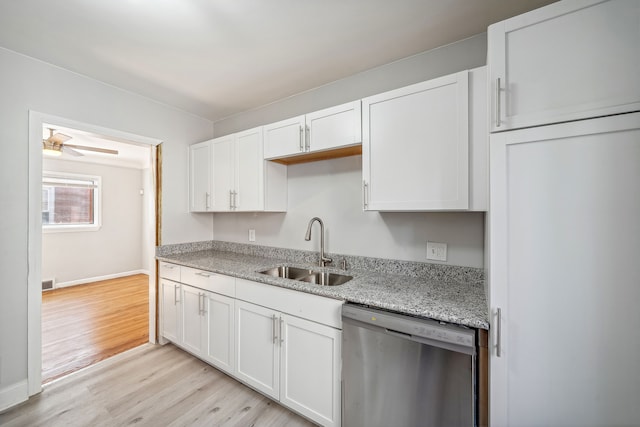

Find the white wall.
xmin=0 ymin=46 xmax=213 ymax=407
xmin=214 ymin=156 xmax=485 ymax=267
xmin=42 ymin=158 xmax=144 ymax=285
xmin=212 ymin=34 xmax=487 ymax=267
xmin=214 ymin=34 xmax=486 ymax=136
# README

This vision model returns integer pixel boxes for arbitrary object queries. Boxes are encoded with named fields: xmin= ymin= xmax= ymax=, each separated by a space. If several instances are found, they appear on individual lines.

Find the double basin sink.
xmin=259 ymin=265 xmax=352 ymax=286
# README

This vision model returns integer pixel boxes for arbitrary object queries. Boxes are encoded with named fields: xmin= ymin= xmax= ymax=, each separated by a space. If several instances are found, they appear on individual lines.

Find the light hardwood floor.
xmin=42 ymin=274 xmax=150 ymax=384
xmin=1 ymin=343 xmax=316 ymax=427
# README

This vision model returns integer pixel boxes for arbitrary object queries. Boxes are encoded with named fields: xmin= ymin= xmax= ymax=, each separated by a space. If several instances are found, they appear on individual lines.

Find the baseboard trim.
xmin=55 ymin=270 xmax=150 ymax=288
xmin=0 ymin=379 xmax=28 ymax=413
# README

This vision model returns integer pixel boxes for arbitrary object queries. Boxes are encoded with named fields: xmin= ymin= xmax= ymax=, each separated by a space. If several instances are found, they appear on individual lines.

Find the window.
xmin=42 ymin=172 xmax=101 ymax=232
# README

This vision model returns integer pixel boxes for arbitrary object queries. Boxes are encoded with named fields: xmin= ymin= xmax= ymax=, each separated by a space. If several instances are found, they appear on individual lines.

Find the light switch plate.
xmin=248 ymin=229 xmax=256 ymax=242
xmin=427 ymin=241 xmax=447 ymax=261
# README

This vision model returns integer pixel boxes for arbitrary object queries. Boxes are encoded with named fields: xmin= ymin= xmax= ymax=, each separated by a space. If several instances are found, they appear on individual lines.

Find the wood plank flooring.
xmin=41 ymin=274 xmax=149 ymax=384
xmin=1 ymin=343 xmax=316 ymax=427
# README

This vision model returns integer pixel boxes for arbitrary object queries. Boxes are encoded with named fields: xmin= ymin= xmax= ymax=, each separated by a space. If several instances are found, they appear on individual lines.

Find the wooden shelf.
xmin=267 ymin=145 xmax=362 ymax=165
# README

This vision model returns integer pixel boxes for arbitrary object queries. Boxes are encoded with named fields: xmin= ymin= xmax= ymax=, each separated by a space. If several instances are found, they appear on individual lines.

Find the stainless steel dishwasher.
xmin=342 ymin=303 xmax=477 ymax=427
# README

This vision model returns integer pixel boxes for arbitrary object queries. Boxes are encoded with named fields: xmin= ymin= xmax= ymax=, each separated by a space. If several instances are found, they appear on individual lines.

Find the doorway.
xmin=28 ymin=112 xmax=162 ymax=395
xmin=40 ymin=123 xmax=156 ymax=383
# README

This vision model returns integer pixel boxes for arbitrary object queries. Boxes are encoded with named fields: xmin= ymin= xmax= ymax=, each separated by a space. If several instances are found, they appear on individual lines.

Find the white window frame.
xmin=42 ymin=171 xmax=102 ymax=233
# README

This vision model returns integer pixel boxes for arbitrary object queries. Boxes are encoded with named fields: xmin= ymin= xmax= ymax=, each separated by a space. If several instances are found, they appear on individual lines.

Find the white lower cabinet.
xmin=160 ymin=278 xmax=181 ymax=343
xmin=160 ymin=266 xmax=342 ymax=427
xmin=279 ymin=314 xmax=341 ymax=427
xmin=203 ymin=291 xmax=235 ymax=375
xmin=181 ymin=284 xmax=206 ymax=355
xmin=180 ymin=283 xmax=236 ymax=375
xmin=235 ymin=300 xmax=280 ymax=399
xmin=234 ymin=279 xmax=343 ymax=427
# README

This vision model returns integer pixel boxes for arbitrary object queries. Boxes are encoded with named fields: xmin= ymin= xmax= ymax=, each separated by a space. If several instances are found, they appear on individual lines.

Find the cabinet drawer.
xmin=159 ymin=262 xmax=181 ymax=282
xmin=181 ymin=266 xmax=236 ymax=297
xmin=236 ymin=279 xmax=343 ymax=329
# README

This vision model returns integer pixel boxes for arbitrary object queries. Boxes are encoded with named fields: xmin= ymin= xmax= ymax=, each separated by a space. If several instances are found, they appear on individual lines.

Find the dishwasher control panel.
xmin=342 ymin=303 xmax=475 ymax=351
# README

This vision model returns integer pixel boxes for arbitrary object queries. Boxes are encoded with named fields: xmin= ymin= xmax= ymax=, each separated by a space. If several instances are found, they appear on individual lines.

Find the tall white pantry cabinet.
xmin=488 ymin=1 xmax=640 ymax=426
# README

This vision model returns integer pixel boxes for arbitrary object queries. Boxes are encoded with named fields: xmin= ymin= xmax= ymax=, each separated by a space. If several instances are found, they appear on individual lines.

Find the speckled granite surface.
xmin=157 ymin=242 xmax=489 ymax=329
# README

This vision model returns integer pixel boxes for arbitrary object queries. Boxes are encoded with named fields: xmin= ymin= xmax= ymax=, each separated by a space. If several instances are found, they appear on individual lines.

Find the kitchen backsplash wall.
xmin=213 ymin=155 xmax=484 ymax=268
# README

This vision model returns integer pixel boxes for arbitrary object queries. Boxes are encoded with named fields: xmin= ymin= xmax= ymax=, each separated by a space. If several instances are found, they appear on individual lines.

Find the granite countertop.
xmin=157 ymin=242 xmax=489 ymax=330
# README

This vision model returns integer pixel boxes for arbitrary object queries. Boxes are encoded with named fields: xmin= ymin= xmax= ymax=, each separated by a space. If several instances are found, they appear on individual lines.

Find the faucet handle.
xmin=321 ymin=256 xmax=333 ymax=267
xmin=340 ymin=258 xmax=347 ymax=270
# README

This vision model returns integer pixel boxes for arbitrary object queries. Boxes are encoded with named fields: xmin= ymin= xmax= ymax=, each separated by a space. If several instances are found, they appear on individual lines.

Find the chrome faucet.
xmin=304 ymin=217 xmax=332 ymax=267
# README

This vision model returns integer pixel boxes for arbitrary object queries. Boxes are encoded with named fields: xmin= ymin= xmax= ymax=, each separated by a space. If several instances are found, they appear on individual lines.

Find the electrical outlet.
xmin=427 ymin=241 xmax=447 ymax=261
xmin=248 ymin=229 xmax=256 ymax=242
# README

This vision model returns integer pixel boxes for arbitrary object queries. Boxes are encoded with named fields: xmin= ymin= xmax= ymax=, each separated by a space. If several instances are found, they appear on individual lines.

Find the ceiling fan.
xmin=42 ymin=128 xmax=119 ymax=157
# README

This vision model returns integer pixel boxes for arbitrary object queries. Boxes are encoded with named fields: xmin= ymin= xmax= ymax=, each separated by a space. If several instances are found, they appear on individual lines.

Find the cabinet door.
xmin=204 ymin=291 xmax=235 ymax=375
xmin=306 ymin=101 xmax=361 ymax=153
xmin=160 ymin=279 xmax=181 ymax=343
xmin=181 ymin=285 xmax=205 ymax=356
xmin=211 ymin=135 xmax=235 ymax=211
xmin=234 ymin=300 xmax=280 ymax=399
xmin=489 ymin=113 xmax=640 ymax=426
xmin=189 ymin=140 xmax=212 ymax=212
xmin=488 ymin=0 xmax=640 ymax=132
xmin=235 ymin=127 xmax=264 ymax=211
xmin=280 ymin=314 xmax=341 ymax=427
xmin=362 ymin=71 xmax=469 ymax=210
xmin=263 ymin=115 xmax=305 ymax=159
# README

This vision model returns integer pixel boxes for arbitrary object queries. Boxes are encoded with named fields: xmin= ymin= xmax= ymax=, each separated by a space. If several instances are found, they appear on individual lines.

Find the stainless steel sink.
xmin=258 ymin=265 xmax=352 ymax=286
xmin=259 ymin=266 xmax=314 ymax=280
xmin=298 ymin=272 xmax=353 ymax=286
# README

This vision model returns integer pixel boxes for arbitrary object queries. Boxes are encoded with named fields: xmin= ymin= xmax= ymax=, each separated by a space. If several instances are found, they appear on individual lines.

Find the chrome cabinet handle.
xmin=496 ymin=307 xmax=502 ymax=357
xmin=272 ymin=315 xmax=278 ymax=343
xmin=305 ymin=125 xmax=310 ymax=152
xmin=233 ymin=191 xmax=238 ymax=210
xmin=363 ymin=181 xmax=369 ymax=209
xmin=280 ymin=318 xmax=284 ymax=344
xmin=299 ymin=126 xmax=304 ymax=152
xmin=495 ymin=78 xmax=502 ymax=128
xmin=163 ymin=264 xmax=176 ymax=269
xmin=174 ymin=284 xmax=179 ymax=305
xmin=200 ymin=293 xmax=206 ymax=316
xmin=195 ymin=271 xmax=211 ymax=278
xmin=205 ymin=192 xmax=210 ymax=209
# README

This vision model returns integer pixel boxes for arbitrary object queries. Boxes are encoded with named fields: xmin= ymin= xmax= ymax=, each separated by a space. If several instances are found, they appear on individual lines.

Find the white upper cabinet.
xmin=189 ymin=127 xmax=287 ymax=212
xmin=263 ymin=115 xmax=306 ymax=159
xmin=263 ymin=101 xmax=361 ymax=161
xmin=488 ymin=0 xmax=640 ymax=132
xmin=235 ymin=128 xmax=266 ymax=211
xmin=189 ymin=140 xmax=212 ymax=212
xmin=211 ymin=134 xmax=234 ymax=211
xmin=362 ymin=68 xmax=487 ymax=211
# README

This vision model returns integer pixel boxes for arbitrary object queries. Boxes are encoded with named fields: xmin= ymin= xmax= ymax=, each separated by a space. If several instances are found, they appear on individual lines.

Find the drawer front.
xmin=159 ymin=262 xmax=181 ymax=282
xmin=181 ymin=266 xmax=236 ymax=297
xmin=236 ymin=278 xmax=343 ymax=329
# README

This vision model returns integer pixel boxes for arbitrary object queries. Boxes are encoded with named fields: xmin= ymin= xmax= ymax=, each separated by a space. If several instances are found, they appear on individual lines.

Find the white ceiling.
xmin=1 ymin=0 xmax=555 ymax=122
xmin=42 ymin=125 xmax=152 ymax=169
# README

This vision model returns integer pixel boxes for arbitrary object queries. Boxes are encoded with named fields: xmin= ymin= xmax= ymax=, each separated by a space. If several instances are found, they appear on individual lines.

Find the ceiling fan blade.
xmin=49 ymin=133 xmax=72 ymax=144
xmin=65 ymin=144 xmax=119 ymax=155
xmin=62 ymin=146 xmax=84 ymax=157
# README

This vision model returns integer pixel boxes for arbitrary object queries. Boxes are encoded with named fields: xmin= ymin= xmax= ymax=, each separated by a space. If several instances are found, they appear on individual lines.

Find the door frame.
xmin=27 ymin=111 xmax=162 ymax=396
